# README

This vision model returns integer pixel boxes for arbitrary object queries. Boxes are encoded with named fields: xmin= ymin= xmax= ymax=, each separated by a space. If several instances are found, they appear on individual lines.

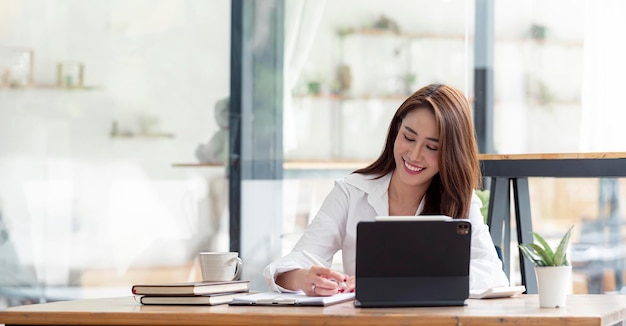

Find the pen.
xmin=302 ymin=249 xmax=348 ymax=288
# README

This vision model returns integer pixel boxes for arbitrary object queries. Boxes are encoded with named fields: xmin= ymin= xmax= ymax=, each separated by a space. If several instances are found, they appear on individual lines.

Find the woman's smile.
xmin=403 ymin=160 xmax=424 ymax=174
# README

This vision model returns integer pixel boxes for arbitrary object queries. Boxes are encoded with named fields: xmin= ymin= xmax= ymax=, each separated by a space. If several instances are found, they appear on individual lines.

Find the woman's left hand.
xmin=345 ymin=275 xmax=356 ymax=293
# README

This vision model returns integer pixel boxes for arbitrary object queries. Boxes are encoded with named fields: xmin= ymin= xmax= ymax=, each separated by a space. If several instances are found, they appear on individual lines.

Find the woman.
xmin=264 ymin=83 xmax=509 ymax=296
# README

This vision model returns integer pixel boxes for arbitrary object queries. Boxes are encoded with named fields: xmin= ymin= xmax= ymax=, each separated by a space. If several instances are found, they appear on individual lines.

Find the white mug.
xmin=199 ymin=252 xmax=242 ymax=281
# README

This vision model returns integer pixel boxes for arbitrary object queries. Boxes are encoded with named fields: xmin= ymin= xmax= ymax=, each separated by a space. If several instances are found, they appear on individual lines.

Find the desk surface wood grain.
xmin=1 ymin=295 xmax=625 ymax=326
xmin=173 ymin=152 xmax=626 ymax=170
xmin=478 ymin=152 xmax=626 ymax=160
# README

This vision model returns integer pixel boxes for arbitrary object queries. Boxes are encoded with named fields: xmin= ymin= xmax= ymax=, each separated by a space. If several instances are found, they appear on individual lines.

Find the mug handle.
xmin=230 ymin=257 xmax=243 ymax=281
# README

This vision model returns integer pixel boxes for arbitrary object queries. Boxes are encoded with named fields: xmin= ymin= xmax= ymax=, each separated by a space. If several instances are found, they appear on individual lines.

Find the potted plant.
xmin=475 ymin=189 xmax=490 ymax=223
xmin=518 ymin=225 xmax=573 ymax=308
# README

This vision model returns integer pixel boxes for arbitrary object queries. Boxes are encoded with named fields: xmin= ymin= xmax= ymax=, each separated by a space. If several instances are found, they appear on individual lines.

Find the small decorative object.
xmin=307 ymin=80 xmax=321 ymax=95
xmin=530 ymin=23 xmax=547 ymax=40
xmin=137 ymin=114 xmax=161 ymax=134
xmin=519 ymin=226 xmax=574 ymax=308
xmin=336 ymin=27 xmax=355 ymax=37
xmin=0 ymin=46 xmax=34 ymax=88
xmin=475 ymin=189 xmax=490 ymax=223
xmin=403 ymin=73 xmax=416 ymax=95
xmin=526 ymin=78 xmax=555 ymax=107
xmin=57 ymin=61 xmax=84 ymax=88
xmin=335 ymin=64 xmax=352 ymax=95
xmin=196 ymin=97 xmax=229 ymax=164
xmin=372 ymin=15 xmax=400 ymax=33
xmin=1 ymin=69 xmax=10 ymax=87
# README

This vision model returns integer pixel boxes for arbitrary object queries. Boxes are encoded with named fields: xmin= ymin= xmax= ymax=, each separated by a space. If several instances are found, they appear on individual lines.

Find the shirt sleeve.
xmin=263 ymin=180 xmax=349 ymax=292
xmin=468 ymin=191 xmax=511 ymax=291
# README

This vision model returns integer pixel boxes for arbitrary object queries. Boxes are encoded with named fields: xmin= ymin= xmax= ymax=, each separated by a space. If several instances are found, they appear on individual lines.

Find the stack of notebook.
xmin=131 ymin=280 xmax=250 ymax=305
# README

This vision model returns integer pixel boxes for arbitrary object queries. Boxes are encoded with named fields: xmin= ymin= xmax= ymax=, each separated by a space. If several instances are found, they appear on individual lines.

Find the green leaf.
xmin=528 ymin=243 xmax=554 ymax=266
xmin=519 ymin=244 xmax=546 ymax=267
xmin=476 ymin=189 xmax=490 ymax=224
xmin=532 ymin=232 xmax=554 ymax=260
xmin=553 ymin=225 xmax=574 ymax=266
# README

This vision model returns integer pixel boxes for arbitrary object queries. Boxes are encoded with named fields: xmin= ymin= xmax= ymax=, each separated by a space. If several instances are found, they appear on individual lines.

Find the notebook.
xmin=140 ymin=292 xmax=244 ymax=305
xmin=469 ymin=285 xmax=526 ymax=299
xmin=229 ymin=291 xmax=355 ymax=306
xmin=354 ymin=218 xmax=472 ymax=308
xmin=131 ymin=280 xmax=249 ymax=296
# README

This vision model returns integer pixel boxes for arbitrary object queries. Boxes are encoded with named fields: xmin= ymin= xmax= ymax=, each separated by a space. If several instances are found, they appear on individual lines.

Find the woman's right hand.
xmin=301 ymin=265 xmax=349 ymax=297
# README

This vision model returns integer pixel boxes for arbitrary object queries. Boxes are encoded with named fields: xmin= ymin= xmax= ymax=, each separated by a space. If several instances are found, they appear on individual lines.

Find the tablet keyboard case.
xmin=355 ymin=219 xmax=472 ymax=307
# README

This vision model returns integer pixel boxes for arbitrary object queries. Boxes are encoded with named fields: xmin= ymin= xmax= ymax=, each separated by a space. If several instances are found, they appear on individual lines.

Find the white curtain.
xmin=579 ymin=0 xmax=626 ymax=152
xmin=283 ymin=0 xmax=327 ymax=152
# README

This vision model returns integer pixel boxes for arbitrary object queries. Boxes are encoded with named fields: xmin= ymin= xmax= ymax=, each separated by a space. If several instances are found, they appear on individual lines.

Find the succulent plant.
xmin=518 ymin=226 xmax=573 ymax=267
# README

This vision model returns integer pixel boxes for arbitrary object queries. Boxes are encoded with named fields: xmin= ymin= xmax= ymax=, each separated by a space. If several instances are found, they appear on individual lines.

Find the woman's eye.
xmin=404 ymin=135 xmax=415 ymax=142
xmin=426 ymin=145 xmax=438 ymax=151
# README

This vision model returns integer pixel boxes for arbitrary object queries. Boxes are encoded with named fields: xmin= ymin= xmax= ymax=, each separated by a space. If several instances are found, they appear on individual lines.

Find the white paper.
xmin=230 ymin=291 xmax=355 ymax=306
xmin=469 ymin=285 xmax=526 ymax=299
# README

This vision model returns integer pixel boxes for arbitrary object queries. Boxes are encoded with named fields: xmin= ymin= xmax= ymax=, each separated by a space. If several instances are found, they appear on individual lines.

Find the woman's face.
xmin=393 ymin=108 xmax=440 ymax=188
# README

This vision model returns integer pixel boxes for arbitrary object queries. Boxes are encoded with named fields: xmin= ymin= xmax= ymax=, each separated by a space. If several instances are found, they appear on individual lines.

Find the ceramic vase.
xmin=535 ymin=265 xmax=572 ymax=308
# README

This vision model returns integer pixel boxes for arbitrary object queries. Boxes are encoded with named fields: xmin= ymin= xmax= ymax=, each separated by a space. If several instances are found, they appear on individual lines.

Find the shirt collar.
xmin=345 ymin=172 xmax=425 ymax=216
xmin=344 ymin=172 xmax=391 ymax=216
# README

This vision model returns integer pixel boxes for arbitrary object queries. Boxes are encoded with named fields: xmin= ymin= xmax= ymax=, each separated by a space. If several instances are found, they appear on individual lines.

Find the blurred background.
xmin=1 ymin=0 xmax=625 ymax=308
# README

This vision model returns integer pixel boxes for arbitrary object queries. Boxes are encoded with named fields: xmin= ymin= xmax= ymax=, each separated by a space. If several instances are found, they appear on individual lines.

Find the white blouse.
xmin=263 ymin=172 xmax=510 ymax=293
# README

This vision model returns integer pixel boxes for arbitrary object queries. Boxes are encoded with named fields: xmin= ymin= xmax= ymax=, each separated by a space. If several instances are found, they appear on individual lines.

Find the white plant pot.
xmin=535 ymin=265 xmax=572 ymax=308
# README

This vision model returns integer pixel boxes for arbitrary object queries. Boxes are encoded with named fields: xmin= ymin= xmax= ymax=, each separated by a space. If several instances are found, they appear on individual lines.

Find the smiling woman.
xmin=265 ymin=83 xmax=509 ymax=297
xmin=356 ymin=84 xmax=481 ymax=219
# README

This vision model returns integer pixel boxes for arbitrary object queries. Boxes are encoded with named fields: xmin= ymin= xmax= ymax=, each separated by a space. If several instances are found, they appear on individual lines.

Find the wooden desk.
xmin=1 ymin=295 xmax=626 ymax=326
xmin=172 ymin=160 xmax=370 ymax=179
xmin=479 ymin=152 xmax=626 ymax=294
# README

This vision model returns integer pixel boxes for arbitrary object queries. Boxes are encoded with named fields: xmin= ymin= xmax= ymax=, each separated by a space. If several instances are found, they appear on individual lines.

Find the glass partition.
xmin=492 ymin=0 xmax=626 ymax=294
xmin=0 ymin=0 xmax=231 ymax=307
xmin=276 ymin=0 xmax=476 ymax=280
xmin=277 ymin=0 xmax=625 ymax=295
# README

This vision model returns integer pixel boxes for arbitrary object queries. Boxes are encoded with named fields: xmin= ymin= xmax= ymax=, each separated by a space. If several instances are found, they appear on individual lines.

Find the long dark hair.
xmin=354 ymin=84 xmax=481 ymax=218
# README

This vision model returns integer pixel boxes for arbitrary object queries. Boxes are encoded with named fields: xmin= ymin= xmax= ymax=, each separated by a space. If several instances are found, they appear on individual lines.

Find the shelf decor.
xmin=334 ymin=64 xmax=352 ymax=95
xmin=0 ymin=46 xmax=34 ymax=88
xmin=530 ymin=23 xmax=547 ymax=40
xmin=57 ymin=61 xmax=85 ymax=89
xmin=371 ymin=14 xmax=400 ymax=33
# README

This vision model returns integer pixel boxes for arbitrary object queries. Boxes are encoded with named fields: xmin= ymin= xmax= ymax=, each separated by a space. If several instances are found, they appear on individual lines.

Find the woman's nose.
xmin=408 ymin=144 xmax=421 ymax=161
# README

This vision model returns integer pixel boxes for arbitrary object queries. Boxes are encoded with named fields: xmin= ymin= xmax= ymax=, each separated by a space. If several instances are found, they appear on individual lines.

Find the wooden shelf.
xmin=496 ymin=37 xmax=583 ymax=48
xmin=340 ymin=28 xmax=582 ymax=47
xmin=176 ymin=154 xmax=626 ymax=166
xmin=479 ymin=152 xmax=626 ymax=161
xmin=172 ymin=160 xmax=369 ymax=170
xmin=172 ymin=162 xmax=224 ymax=167
xmin=291 ymin=94 xmax=409 ymax=101
xmin=284 ymin=160 xmax=368 ymax=170
xmin=340 ymin=28 xmax=465 ymax=41
xmin=292 ymin=93 xmax=479 ymax=104
xmin=0 ymin=84 xmax=100 ymax=91
xmin=111 ymin=132 xmax=174 ymax=139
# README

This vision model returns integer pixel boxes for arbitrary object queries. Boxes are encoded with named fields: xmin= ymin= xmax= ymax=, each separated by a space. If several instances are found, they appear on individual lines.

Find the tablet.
xmin=356 ymin=219 xmax=471 ymax=307
xmin=375 ymin=215 xmax=453 ymax=222
xmin=469 ymin=285 xmax=526 ymax=299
